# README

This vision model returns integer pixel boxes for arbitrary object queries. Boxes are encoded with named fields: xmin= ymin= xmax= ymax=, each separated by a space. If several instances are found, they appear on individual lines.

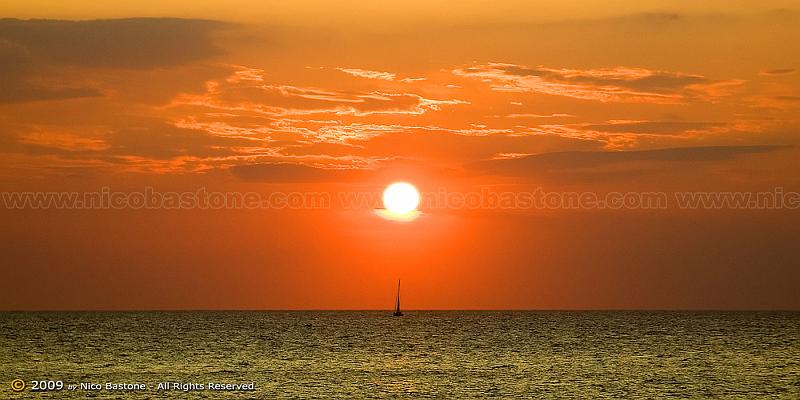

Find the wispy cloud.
xmin=469 ymin=145 xmax=790 ymax=182
xmin=580 ymin=120 xmax=727 ymax=135
xmin=490 ymin=113 xmax=575 ymax=119
xmin=454 ymin=63 xmax=744 ymax=104
xmin=169 ymin=67 xmax=467 ymax=117
xmin=759 ymin=69 xmax=795 ymax=76
xmin=336 ymin=68 xmax=396 ymax=81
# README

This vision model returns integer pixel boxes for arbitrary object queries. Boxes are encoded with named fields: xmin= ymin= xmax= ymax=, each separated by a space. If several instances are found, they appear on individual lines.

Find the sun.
xmin=382 ymin=182 xmax=420 ymax=215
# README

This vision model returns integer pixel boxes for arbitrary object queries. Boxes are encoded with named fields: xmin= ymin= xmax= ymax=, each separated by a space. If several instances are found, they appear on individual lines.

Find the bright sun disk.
xmin=382 ymin=182 xmax=420 ymax=215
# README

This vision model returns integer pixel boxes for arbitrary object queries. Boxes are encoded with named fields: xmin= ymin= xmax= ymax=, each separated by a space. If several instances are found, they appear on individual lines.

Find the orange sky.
xmin=1 ymin=1 xmax=799 ymax=310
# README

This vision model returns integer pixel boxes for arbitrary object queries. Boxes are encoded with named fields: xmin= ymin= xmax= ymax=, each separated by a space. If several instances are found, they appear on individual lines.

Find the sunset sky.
xmin=1 ymin=1 xmax=799 ymax=310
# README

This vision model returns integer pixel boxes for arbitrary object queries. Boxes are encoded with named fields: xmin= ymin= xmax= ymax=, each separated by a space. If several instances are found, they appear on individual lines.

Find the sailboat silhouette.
xmin=393 ymin=279 xmax=403 ymax=317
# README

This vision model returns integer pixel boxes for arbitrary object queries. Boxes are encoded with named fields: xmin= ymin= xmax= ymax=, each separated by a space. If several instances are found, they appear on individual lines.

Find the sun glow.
xmin=382 ymin=182 xmax=420 ymax=215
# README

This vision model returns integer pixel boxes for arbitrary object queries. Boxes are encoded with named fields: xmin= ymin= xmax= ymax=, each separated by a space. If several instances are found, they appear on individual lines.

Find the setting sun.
xmin=382 ymin=182 xmax=420 ymax=215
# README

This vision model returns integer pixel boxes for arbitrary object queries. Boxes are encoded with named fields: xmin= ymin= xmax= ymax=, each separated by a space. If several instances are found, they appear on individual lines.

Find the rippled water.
xmin=1 ymin=311 xmax=798 ymax=398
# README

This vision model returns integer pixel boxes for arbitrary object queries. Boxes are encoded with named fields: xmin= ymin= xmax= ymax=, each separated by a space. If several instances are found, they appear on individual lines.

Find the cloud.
xmin=0 ymin=18 xmax=229 ymax=69
xmin=225 ymin=128 xmax=604 ymax=182
xmin=104 ymin=123 xmax=265 ymax=160
xmin=170 ymin=66 xmax=468 ymax=117
xmin=0 ymin=122 xmax=267 ymax=169
xmin=229 ymin=156 xmax=467 ymax=183
xmin=470 ymin=145 xmax=789 ymax=176
xmin=748 ymin=92 xmax=800 ymax=110
xmin=516 ymin=120 xmax=736 ymax=150
xmin=230 ymin=163 xmax=357 ymax=182
xmin=0 ymin=18 xmax=230 ymax=103
xmin=0 ymin=81 xmax=101 ymax=104
xmin=759 ymin=69 xmax=795 ymax=76
xmin=0 ymin=38 xmax=102 ymax=103
xmin=581 ymin=121 xmax=726 ymax=135
xmin=453 ymin=63 xmax=744 ymax=104
xmin=491 ymin=113 xmax=575 ymax=119
xmin=323 ymin=129 xmax=603 ymax=162
xmin=336 ymin=68 xmax=396 ymax=81
xmin=232 ymin=145 xmax=793 ymax=185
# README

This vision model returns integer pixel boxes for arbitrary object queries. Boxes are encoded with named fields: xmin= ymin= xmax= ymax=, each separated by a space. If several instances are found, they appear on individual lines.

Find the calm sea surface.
xmin=1 ymin=311 xmax=798 ymax=398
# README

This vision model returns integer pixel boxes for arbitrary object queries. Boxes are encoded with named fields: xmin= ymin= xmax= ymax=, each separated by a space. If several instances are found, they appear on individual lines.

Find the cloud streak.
xmin=169 ymin=67 xmax=468 ymax=118
xmin=759 ymin=69 xmax=795 ymax=76
xmin=336 ymin=68 xmax=396 ymax=81
xmin=471 ymin=145 xmax=789 ymax=175
xmin=454 ymin=63 xmax=744 ymax=104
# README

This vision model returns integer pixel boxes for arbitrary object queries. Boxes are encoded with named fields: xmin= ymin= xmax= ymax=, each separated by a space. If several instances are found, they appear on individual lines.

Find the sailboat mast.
xmin=395 ymin=279 xmax=401 ymax=312
xmin=393 ymin=279 xmax=403 ymax=316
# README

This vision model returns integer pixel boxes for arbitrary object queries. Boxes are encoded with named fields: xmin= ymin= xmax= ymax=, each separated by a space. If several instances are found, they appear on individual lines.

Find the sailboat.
xmin=393 ymin=279 xmax=403 ymax=317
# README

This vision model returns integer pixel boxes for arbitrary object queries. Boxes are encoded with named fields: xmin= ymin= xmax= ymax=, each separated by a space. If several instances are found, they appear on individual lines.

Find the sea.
xmin=1 ymin=311 xmax=798 ymax=398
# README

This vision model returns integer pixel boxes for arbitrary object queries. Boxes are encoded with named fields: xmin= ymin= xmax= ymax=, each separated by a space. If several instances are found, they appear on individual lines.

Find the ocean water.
xmin=1 ymin=311 xmax=798 ymax=398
